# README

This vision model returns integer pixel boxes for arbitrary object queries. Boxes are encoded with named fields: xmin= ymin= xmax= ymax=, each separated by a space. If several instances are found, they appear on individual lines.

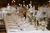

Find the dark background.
xmin=0 ymin=0 xmax=49 ymax=8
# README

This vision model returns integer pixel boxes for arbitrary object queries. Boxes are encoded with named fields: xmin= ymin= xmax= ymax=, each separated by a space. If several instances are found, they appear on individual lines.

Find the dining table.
xmin=4 ymin=13 xmax=50 ymax=33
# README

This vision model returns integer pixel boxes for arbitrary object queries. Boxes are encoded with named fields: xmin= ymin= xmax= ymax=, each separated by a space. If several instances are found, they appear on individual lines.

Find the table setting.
xmin=3 ymin=3 xmax=50 ymax=33
xmin=4 ymin=12 xmax=50 ymax=33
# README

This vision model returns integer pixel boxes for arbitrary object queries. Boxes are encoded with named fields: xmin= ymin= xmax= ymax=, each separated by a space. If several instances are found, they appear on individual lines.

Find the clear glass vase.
xmin=42 ymin=26 xmax=45 ymax=31
xmin=33 ymin=22 xmax=36 ymax=28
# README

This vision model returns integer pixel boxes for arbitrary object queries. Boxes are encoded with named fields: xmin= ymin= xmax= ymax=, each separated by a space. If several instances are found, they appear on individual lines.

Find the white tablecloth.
xmin=4 ymin=16 xmax=50 ymax=33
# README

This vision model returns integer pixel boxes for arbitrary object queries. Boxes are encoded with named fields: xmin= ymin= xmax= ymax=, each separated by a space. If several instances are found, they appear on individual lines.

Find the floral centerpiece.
xmin=39 ymin=21 xmax=48 ymax=27
xmin=26 ymin=4 xmax=36 ymax=25
xmin=39 ymin=21 xmax=48 ymax=30
xmin=27 ymin=10 xmax=36 ymax=25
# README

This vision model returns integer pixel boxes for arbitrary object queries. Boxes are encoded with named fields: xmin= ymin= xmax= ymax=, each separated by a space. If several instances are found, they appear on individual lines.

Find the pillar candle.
xmin=27 ymin=5 xmax=28 ymax=9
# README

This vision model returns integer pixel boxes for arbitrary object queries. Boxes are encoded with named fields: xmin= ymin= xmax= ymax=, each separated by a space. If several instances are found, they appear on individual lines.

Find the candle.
xmin=8 ymin=3 xmax=9 ymax=6
xmin=19 ymin=3 xmax=20 ymax=6
xmin=20 ymin=4 xmax=22 ymax=7
xmin=23 ymin=4 xmax=25 ymax=7
xmin=7 ymin=3 xmax=10 ymax=11
xmin=12 ymin=1 xmax=13 ymax=3
xmin=20 ymin=4 xmax=22 ymax=8
xmin=30 ymin=1 xmax=31 ymax=3
xmin=48 ymin=1 xmax=50 ymax=2
xmin=13 ymin=0 xmax=14 ymax=1
xmin=14 ymin=1 xmax=15 ymax=2
xmin=12 ymin=0 xmax=15 ymax=6
xmin=27 ymin=5 xmax=28 ymax=9
xmin=14 ymin=1 xmax=15 ymax=6
xmin=23 ymin=1 xmax=25 ymax=3
xmin=30 ymin=1 xmax=32 ymax=5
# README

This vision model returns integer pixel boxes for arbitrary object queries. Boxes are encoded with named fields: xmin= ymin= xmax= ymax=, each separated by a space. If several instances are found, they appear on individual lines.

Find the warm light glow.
xmin=19 ymin=4 xmax=20 ymax=5
xmin=38 ymin=7 xmax=39 ymax=10
xmin=20 ymin=4 xmax=22 ymax=7
xmin=27 ymin=5 xmax=28 ymax=7
xmin=13 ymin=0 xmax=14 ymax=1
xmin=23 ymin=4 xmax=25 ymax=6
xmin=14 ymin=1 xmax=15 ymax=2
xmin=12 ymin=1 xmax=13 ymax=3
xmin=30 ymin=1 xmax=32 ymax=2
xmin=49 ymin=1 xmax=50 ymax=2
xmin=12 ymin=0 xmax=15 ymax=2
xmin=27 ymin=5 xmax=28 ymax=9
xmin=30 ymin=1 xmax=32 ymax=3
xmin=8 ymin=3 xmax=9 ymax=6
xmin=30 ymin=1 xmax=32 ymax=4
xmin=23 ymin=1 xmax=25 ymax=3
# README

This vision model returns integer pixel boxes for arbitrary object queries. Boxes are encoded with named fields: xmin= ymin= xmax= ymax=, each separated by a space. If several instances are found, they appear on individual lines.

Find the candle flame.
xmin=49 ymin=1 xmax=50 ymax=2
xmin=12 ymin=1 xmax=13 ymax=3
xmin=14 ymin=1 xmax=15 ymax=2
xmin=8 ymin=3 xmax=9 ymax=6
xmin=19 ymin=4 xmax=20 ymax=5
xmin=13 ymin=0 xmax=14 ymax=1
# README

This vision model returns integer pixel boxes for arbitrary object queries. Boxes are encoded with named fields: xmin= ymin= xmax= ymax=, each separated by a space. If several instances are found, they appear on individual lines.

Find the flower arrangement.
xmin=39 ymin=21 xmax=48 ymax=27
xmin=28 ymin=11 xmax=36 ymax=22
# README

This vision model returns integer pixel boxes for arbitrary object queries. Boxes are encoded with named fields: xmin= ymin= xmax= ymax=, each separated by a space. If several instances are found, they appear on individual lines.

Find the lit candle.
xmin=14 ymin=1 xmax=15 ymax=2
xmin=14 ymin=1 xmax=15 ymax=6
xmin=30 ymin=1 xmax=31 ymax=3
xmin=30 ymin=1 xmax=32 ymax=4
xmin=38 ymin=7 xmax=39 ymax=10
xmin=12 ymin=1 xmax=13 ymax=3
xmin=20 ymin=4 xmax=22 ymax=7
xmin=27 ymin=5 xmax=28 ymax=9
xmin=8 ymin=3 xmax=9 ymax=6
xmin=13 ymin=0 xmax=14 ymax=1
xmin=12 ymin=0 xmax=16 ymax=6
xmin=48 ymin=1 xmax=50 ymax=2
xmin=23 ymin=4 xmax=25 ymax=7
xmin=19 ymin=3 xmax=20 ymax=6
xmin=23 ymin=1 xmax=25 ymax=3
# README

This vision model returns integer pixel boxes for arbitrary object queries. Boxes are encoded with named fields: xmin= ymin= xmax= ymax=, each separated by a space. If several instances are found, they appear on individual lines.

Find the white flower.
xmin=45 ymin=24 xmax=47 ymax=27
xmin=42 ymin=21 xmax=45 ymax=25
xmin=33 ymin=14 xmax=34 ymax=16
xmin=30 ymin=11 xmax=33 ymax=13
xmin=39 ymin=22 xmax=41 ymax=24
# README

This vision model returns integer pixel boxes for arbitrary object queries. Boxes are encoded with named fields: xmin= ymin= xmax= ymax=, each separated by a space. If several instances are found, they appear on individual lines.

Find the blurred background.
xmin=0 ymin=0 xmax=50 ymax=7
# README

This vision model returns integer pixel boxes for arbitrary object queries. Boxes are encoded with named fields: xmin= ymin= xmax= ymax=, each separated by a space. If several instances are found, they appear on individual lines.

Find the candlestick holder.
xmin=12 ymin=0 xmax=16 ymax=6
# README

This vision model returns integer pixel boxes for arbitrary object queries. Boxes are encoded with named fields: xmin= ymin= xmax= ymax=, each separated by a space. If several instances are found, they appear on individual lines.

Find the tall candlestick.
xmin=12 ymin=0 xmax=15 ymax=6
